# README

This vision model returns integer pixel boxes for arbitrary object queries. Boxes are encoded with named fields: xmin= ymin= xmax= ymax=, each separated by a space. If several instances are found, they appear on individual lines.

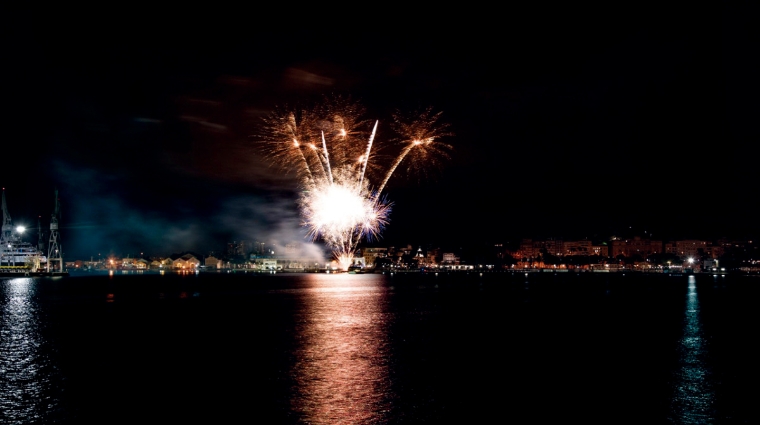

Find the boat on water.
xmin=0 ymin=188 xmax=66 ymax=276
xmin=0 ymin=239 xmax=47 ymax=270
xmin=347 ymin=265 xmax=368 ymax=274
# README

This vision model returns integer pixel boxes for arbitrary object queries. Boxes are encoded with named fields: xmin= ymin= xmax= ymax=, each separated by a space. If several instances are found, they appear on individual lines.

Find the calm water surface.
xmin=2 ymin=271 xmax=760 ymax=424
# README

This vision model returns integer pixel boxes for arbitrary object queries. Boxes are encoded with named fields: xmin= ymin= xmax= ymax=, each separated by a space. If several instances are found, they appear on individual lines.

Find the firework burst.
xmin=257 ymin=95 xmax=452 ymax=269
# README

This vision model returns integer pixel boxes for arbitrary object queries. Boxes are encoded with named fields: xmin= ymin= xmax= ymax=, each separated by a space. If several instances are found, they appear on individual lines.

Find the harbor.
xmin=3 ymin=271 xmax=758 ymax=423
xmin=0 ymin=188 xmax=65 ymax=275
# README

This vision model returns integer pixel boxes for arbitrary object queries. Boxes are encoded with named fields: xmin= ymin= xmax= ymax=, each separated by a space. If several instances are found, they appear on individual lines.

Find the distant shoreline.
xmin=54 ymin=268 xmax=760 ymax=277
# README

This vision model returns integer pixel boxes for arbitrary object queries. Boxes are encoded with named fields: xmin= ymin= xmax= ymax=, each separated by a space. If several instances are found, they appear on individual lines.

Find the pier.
xmin=0 ymin=266 xmax=69 ymax=277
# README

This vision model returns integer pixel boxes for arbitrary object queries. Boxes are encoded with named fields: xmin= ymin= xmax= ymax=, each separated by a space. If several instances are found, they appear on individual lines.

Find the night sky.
xmin=1 ymin=7 xmax=757 ymax=260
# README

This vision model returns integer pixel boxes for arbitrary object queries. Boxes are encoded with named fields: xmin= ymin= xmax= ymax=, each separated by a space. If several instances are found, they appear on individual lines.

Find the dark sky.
xmin=1 ymin=7 xmax=757 ymax=259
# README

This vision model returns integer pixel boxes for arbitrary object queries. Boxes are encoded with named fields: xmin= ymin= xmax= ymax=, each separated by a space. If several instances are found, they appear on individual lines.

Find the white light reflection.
xmin=0 ymin=278 xmax=60 ymax=423
xmin=289 ymin=274 xmax=393 ymax=424
xmin=670 ymin=275 xmax=714 ymax=423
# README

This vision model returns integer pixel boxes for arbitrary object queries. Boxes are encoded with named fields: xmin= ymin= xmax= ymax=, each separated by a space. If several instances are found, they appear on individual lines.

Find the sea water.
xmin=2 ymin=271 xmax=758 ymax=424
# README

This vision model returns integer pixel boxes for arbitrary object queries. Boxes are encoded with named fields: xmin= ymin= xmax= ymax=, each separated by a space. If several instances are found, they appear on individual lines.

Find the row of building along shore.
xmin=64 ymin=236 xmax=759 ymax=274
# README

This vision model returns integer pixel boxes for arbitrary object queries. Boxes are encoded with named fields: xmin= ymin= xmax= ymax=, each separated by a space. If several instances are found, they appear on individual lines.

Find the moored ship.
xmin=0 ymin=188 xmax=64 ymax=276
xmin=0 ymin=239 xmax=47 ymax=273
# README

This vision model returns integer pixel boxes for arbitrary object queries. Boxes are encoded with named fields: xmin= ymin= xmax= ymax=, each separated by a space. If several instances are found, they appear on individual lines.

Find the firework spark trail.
xmin=358 ymin=120 xmax=378 ymax=190
xmin=308 ymin=143 xmax=329 ymax=186
xmin=258 ymin=96 xmax=451 ymax=269
xmin=286 ymin=115 xmax=314 ymax=184
xmin=295 ymin=142 xmax=314 ymax=185
xmin=321 ymin=131 xmax=333 ymax=184
xmin=376 ymin=143 xmax=415 ymax=197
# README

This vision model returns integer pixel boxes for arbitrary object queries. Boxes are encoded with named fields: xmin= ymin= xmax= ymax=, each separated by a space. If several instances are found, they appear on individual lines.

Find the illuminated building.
xmin=359 ymin=247 xmax=387 ymax=268
xmin=609 ymin=237 xmax=663 ymax=258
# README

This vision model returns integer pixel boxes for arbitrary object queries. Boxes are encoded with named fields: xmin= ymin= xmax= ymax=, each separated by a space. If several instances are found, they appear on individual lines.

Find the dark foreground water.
xmin=2 ymin=271 xmax=760 ymax=424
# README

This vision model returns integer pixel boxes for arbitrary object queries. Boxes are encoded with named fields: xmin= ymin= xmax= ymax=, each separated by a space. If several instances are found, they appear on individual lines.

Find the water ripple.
xmin=289 ymin=274 xmax=394 ymax=424
xmin=0 ymin=278 xmax=62 ymax=424
xmin=669 ymin=275 xmax=714 ymax=424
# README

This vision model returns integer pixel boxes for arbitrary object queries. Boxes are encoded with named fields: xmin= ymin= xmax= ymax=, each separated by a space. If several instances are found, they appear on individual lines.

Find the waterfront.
xmin=2 ymin=272 xmax=760 ymax=424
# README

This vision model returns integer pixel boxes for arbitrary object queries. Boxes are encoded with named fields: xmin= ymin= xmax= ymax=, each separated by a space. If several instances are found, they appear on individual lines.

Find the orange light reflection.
xmin=290 ymin=274 xmax=392 ymax=424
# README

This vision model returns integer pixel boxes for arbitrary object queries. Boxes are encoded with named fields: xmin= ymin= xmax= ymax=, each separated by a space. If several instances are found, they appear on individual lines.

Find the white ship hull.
xmin=0 ymin=242 xmax=47 ymax=269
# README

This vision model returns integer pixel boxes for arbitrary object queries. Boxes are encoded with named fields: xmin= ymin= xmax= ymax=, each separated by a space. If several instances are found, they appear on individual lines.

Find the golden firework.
xmin=257 ymin=95 xmax=452 ymax=269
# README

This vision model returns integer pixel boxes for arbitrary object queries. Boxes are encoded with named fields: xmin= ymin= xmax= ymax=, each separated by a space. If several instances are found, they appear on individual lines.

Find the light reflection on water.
xmin=0 ymin=278 xmax=60 ymax=424
xmin=670 ymin=275 xmax=714 ymax=423
xmin=289 ymin=274 xmax=393 ymax=424
xmin=4 ymin=272 xmax=754 ymax=423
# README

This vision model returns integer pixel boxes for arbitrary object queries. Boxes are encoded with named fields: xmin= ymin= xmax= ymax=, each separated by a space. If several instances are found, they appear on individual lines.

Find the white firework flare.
xmin=258 ymin=95 xmax=451 ymax=269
